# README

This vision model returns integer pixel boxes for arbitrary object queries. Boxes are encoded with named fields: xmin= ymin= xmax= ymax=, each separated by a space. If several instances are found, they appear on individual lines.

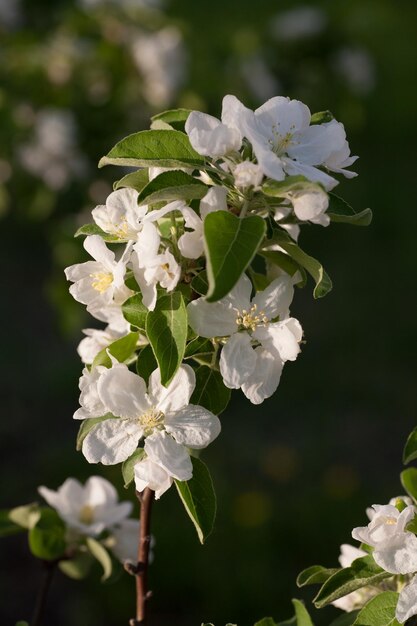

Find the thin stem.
xmin=31 ymin=560 xmax=56 ymax=626
xmin=128 ymin=487 xmax=155 ymax=626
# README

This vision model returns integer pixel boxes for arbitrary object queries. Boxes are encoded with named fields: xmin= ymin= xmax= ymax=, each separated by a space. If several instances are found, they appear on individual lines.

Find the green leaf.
xmin=92 ymin=331 xmax=139 ymax=369
xmin=0 ymin=510 xmax=26 ymax=536
xmin=352 ymin=592 xmax=400 ymax=626
xmin=76 ymin=414 xmax=114 ymax=451
xmin=175 ymin=457 xmax=216 ymax=544
xmin=262 ymin=175 xmax=315 ymax=198
xmin=204 ymin=212 xmax=266 ymax=302
xmin=184 ymin=336 xmax=214 ymax=359
xmin=113 ymin=169 xmax=149 ymax=192
xmin=146 ymin=291 xmax=188 ymax=386
xmin=255 ymin=619 xmax=277 ymax=626
xmin=15 ymin=622 xmax=29 ymax=626
xmin=264 ymin=229 xmax=332 ymax=298
xmin=191 ymin=365 xmax=230 ymax=415
xmin=292 ymin=599 xmax=315 ymax=626
xmin=328 ymin=194 xmax=372 ymax=226
xmin=136 ymin=344 xmax=158 ymax=383
xmin=400 ymin=468 xmax=417 ymax=501
xmin=122 ymin=294 xmax=148 ymax=332
xmin=403 ymin=428 xmax=417 ymax=465
xmin=98 ymin=130 xmax=204 ymax=169
xmin=313 ymin=556 xmax=391 ymax=609
xmin=330 ymin=612 xmax=360 ymax=626
xmin=59 ymin=550 xmax=94 ymax=580
xmin=297 ymin=565 xmax=338 ymax=587
xmin=28 ymin=508 xmax=67 ymax=560
xmin=74 ymin=223 xmax=120 ymax=242
xmin=259 ymin=250 xmax=307 ymax=286
xmin=151 ymin=108 xmax=191 ymax=131
xmin=138 ymin=170 xmax=208 ymax=204
xmin=311 ymin=110 xmax=334 ymax=124
xmin=86 ymin=537 xmax=113 ymax=581
xmin=191 ymin=270 xmax=209 ymax=296
xmin=122 ymin=448 xmax=146 ymax=488
xmin=8 ymin=503 xmax=41 ymax=530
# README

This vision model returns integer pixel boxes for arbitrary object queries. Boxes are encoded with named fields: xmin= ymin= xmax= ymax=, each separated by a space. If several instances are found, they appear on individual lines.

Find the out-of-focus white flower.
xmin=271 ymin=6 xmax=327 ymax=41
xmin=77 ymin=323 xmax=131 ymax=364
xmin=19 ymin=109 xmax=87 ymax=190
xmin=331 ymin=544 xmax=377 ymax=612
xmin=188 ymin=274 xmax=302 ymax=404
xmin=38 ymin=476 xmax=132 ymax=537
xmin=0 ymin=0 xmax=21 ymax=29
xmin=178 ymin=187 xmax=227 ymax=259
xmin=240 ymin=54 xmax=280 ymax=102
xmin=232 ymin=161 xmax=263 ymax=189
xmin=92 ymin=188 xmax=148 ymax=241
xmin=352 ymin=504 xmax=417 ymax=574
xmin=333 ymin=47 xmax=376 ymax=96
xmin=110 ymin=519 xmax=140 ymax=563
xmin=131 ymin=27 xmax=186 ymax=107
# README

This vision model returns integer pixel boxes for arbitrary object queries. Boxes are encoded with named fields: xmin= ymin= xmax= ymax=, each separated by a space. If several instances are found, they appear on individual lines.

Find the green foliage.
xmin=138 ymin=170 xmax=208 ymax=204
xmin=310 ymin=110 xmax=334 ymax=125
xmin=204 ymin=211 xmax=266 ymax=302
xmin=0 ymin=510 xmax=27 ymax=537
xmin=351 ymin=592 xmax=400 ymax=626
xmin=259 ymin=250 xmax=307 ymax=287
xmin=327 ymin=194 xmax=372 ymax=226
xmin=76 ymin=415 xmax=114 ymax=451
xmin=122 ymin=448 xmax=146 ymax=488
xmin=297 ymin=565 xmax=339 ymax=587
xmin=28 ymin=508 xmax=67 ymax=561
xmin=175 ymin=457 xmax=216 ymax=544
xmin=136 ymin=344 xmax=158 ymax=383
xmin=98 ymin=130 xmax=205 ymax=169
xmin=191 ymin=270 xmax=209 ymax=296
xmin=264 ymin=228 xmax=332 ymax=299
xmin=86 ymin=537 xmax=113 ymax=581
xmin=191 ymin=365 xmax=231 ymax=415
xmin=59 ymin=550 xmax=94 ymax=580
xmin=113 ymin=169 xmax=149 ymax=192
xmin=262 ymin=175 xmax=318 ymax=198
xmin=400 ymin=467 xmax=417 ymax=501
xmin=403 ymin=428 xmax=417 ymax=464
xmin=184 ymin=337 xmax=214 ymax=359
xmin=329 ymin=612 xmax=360 ymax=626
xmin=8 ymin=503 xmax=41 ymax=530
xmin=151 ymin=108 xmax=192 ymax=131
xmin=255 ymin=619 xmax=278 ymax=626
xmin=122 ymin=293 xmax=148 ymax=332
xmin=92 ymin=332 xmax=139 ymax=368
xmin=313 ymin=556 xmax=391 ymax=609
xmin=146 ymin=291 xmax=188 ymax=386
xmin=74 ymin=223 xmax=120 ymax=242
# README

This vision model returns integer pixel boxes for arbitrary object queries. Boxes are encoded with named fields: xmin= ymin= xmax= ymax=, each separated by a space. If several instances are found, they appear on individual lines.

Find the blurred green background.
xmin=1 ymin=0 xmax=416 ymax=624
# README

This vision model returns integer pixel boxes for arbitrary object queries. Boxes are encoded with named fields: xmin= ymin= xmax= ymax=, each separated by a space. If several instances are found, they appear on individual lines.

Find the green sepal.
xmin=8 ymin=503 xmax=41 ymax=530
xmin=310 ymin=110 xmax=334 ymax=124
xmin=98 ymin=130 xmax=204 ymax=169
xmin=122 ymin=448 xmax=146 ymax=488
xmin=175 ymin=457 xmax=216 ymax=544
xmin=204 ymin=211 xmax=266 ymax=302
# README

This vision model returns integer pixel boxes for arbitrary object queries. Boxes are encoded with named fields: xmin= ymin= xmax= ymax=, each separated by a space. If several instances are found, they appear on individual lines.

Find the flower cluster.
xmin=66 ymin=94 xmax=364 ymax=500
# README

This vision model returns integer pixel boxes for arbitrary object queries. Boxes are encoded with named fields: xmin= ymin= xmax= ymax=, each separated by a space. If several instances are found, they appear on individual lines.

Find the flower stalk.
xmin=31 ymin=560 xmax=56 ymax=626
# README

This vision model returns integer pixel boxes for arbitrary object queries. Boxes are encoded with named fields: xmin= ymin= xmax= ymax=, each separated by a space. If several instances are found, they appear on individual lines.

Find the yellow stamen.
xmin=236 ymin=305 xmax=269 ymax=332
xmin=90 ymin=272 xmax=113 ymax=293
xmin=79 ymin=504 xmax=95 ymax=525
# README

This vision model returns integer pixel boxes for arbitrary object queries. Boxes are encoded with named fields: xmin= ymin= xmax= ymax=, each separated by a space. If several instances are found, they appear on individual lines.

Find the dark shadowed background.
xmin=1 ymin=0 xmax=416 ymax=624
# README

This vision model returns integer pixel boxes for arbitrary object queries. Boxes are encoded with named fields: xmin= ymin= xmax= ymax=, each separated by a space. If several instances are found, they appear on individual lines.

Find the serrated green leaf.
xmin=400 ymin=468 xmax=417 ymax=501
xmin=136 ymin=344 xmax=157 ymax=383
xmin=113 ymin=169 xmax=149 ymax=192
xmin=330 ymin=611 xmax=360 ymax=626
xmin=8 ymin=503 xmax=41 ymax=530
xmin=204 ymin=212 xmax=266 ymax=302
xmin=191 ymin=365 xmax=230 ymax=415
xmin=138 ymin=170 xmax=207 ymax=205
xmin=328 ymin=194 xmax=372 ymax=226
xmin=28 ymin=508 xmax=67 ymax=561
xmin=263 ymin=229 xmax=332 ymax=298
xmin=311 ymin=110 xmax=334 ymax=124
xmin=86 ymin=537 xmax=112 ymax=581
xmin=122 ymin=448 xmax=146 ymax=488
xmin=122 ymin=294 xmax=148 ymax=331
xmin=99 ymin=130 xmax=204 ymax=169
xmin=313 ymin=556 xmax=390 ymax=609
xmin=0 ymin=510 xmax=27 ymax=536
xmin=403 ymin=428 xmax=417 ymax=465
xmin=76 ymin=414 xmax=114 ymax=451
xmin=352 ymin=592 xmax=400 ymax=626
xmin=191 ymin=270 xmax=209 ymax=296
xmin=175 ymin=457 xmax=216 ymax=544
xmin=146 ymin=291 xmax=187 ymax=386
xmin=297 ymin=565 xmax=338 ymax=587
xmin=92 ymin=331 xmax=139 ymax=369
xmin=151 ymin=108 xmax=191 ymax=131
xmin=59 ymin=550 xmax=94 ymax=580
xmin=74 ymin=223 xmax=121 ymax=242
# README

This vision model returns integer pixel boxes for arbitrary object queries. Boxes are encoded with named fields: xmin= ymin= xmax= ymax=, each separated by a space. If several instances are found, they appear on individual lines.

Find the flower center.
xmin=384 ymin=517 xmax=397 ymax=526
xmin=90 ymin=271 xmax=113 ymax=293
xmin=79 ymin=504 xmax=95 ymax=525
xmin=115 ymin=215 xmax=130 ymax=239
xmin=139 ymin=406 xmax=165 ymax=436
xmin=160 ymin=263 xmax=175 ymax=281
xmin=236 ymin=304 xmax=269 ymax=332
xmin=268 ymin=123 xmax=296 ymax=156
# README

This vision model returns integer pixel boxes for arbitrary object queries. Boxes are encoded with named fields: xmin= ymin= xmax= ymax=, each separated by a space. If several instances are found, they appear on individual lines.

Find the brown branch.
xmin=31 ymin=560 xmax=56 ymax=626
xmin=128 ymin=487 xmax=155 ymax=626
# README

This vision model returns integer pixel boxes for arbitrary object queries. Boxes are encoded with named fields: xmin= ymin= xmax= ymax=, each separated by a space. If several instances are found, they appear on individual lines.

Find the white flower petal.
xmin=82 ymin=418 xmax=143 ymax=465
xmin=84 ymin=235 xmax=115 ymax=269
xmin=241 ymin=346 xmax=284 ymax=404
xmin=187 ymin=298 xmax=237 ymax=338
xmin=220 ymin=332 xmax=256 ymax=389
xmin=200 ymin=186 xmax=228 ymax=219
xmin=165 ymin=405 xmax=221 ymax=448
xmin=374 ymin=533 xmax=417 ymax=575
xmin=396 ymin=576 xmax=417 ymax=623
xmin=255 ymin=318 xmax=302 ymax=362
xmin=251 ymin=275 xmax=294 ymax=320
xmin=134 ymin=458 xmax=173 ymax=499
xmin=148 ymin=365 xmax=195 ymax=413
xmin=98 ymin=366 xmax=150 ymax=419
xmin=338 ymin=544 xmax=367 ymax=568
xmin=144 ymin=431 xmax=192 ymax=481
xmin=223 ymin=273 xmax=253 ymax=312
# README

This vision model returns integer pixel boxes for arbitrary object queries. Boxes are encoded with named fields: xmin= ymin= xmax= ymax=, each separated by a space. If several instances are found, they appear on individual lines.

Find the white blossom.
xmin=188 ymin=274 xmax=302 ymax=404
xmin=77 ymin=323 xmax=131 ymax=364
xmin=232 ymin=161 xmax=263 ymax=189
xmin=110 ymin=519 xmax=141 ymax=563
xmin=73 ymin=365 xmax=108 ymax=420
xmin=92 ymin=188 xmax=148 ymax=241
xmin=178 ymin=187 xmax=227 ymax=259
xmin=38 ymin=476 xmax=132 ymax=537
xmin=271 ymin=6 xmax=327 ymax=41
xmin=134 ymin=456 xmax=174 ymax=499
xmin=291 ymin=187 xmax=330 ymax=226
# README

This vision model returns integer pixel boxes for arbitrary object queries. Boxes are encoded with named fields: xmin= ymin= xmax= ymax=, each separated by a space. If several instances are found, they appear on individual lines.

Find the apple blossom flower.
xmin=187 ymin=274 xmax=302 ymax=404
xmin=134 ymin=456 xmax=174 ymax=499
xmin=77 ymin=322 xmax=131 ymax=364
xmin=79 ymin=364 xmax=221 ymax=486
xmin=64 ymin=235 xmax=132 ymax=320
xmin=352 ymin=504 xmax=417 ymax=574
xmin=109 ymin=519 xmax=140 ymax=563
xmin=73 ymin=365 xmax=109 ymax=420
xmin=290 ymin=187 xmax=330 ymax=226
xmin=178 ymin=186 xmax=227 ymax=259
xmin=38 ymin=476 xmax=132 ymax=537
xmin=232 ymin=161 xmax=263 ymax=189
xmin=331 ymin=544 xmax=378 ymax=612
xmin=92 ymin=188 xmax=149 ymax=241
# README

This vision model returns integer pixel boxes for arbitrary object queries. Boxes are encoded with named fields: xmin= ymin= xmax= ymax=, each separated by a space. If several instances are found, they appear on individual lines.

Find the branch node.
xmin=124 ymin=561 xmax=144 ymax=576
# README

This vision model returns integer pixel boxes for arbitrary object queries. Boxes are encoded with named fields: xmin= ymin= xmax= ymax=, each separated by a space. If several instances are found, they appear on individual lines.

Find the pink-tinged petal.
xmin=187 ymin=298 xmax=237 ymax=338
xmin=134 ymin=458 xmax=173 ymax=499
xmin=241 ymin=346 xmax=284 ymax=404
xmin=98 ymin=366 xmax=150 ymax=419
xmin=144 ymin=431 xmax=192 ymax=481
xmin=82 ymin=419 xmax=143 ymax=465
xmin=165 ymin=405 xmax=221 ymax=448
xmin=251 ymin=275 xmax=294 ymax=320
xmin=148 ymin=365 xmax=195 ymax=413
xmin=219 ymin=332 xmax=256 ymax=389
xmin=84 ymin=235 xmax=115 ymax=269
